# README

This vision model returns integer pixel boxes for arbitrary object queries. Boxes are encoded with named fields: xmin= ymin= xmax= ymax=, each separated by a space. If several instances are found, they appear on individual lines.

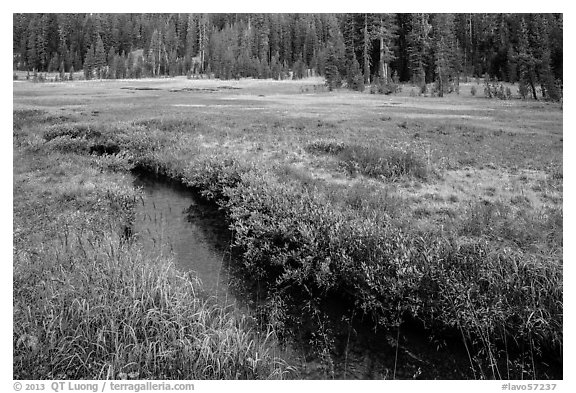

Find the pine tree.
xmin=506 ymin=47 xmax=517 ymax=83
xmin=107 ymin=46 xmax=116 ymax=66
xmin=517 ymin=17 xmax=538 ymax=100
xmin=325 ymin=44 xmax=342 ymax=91
xmin=26 ymin=17 xmax=39 ymax=70
xmin=407 ymin=13 xmax=432 ymax=87
xmin=304 ymin=16 xmax=319 ymax=66
xmin=126 ymin=51 xmax=135 ymax=78
xmin=48 ymin=54 xmax=59 ymax=72
xmin=114 ymin=54 xmax=126 ymax=79
xmin=376 ymin=14 xmax=397 ymax=82
xmin=363 ymin=14 xmax=371 ymax=84
xmin=84 ymin=45 xmax=94 ymax=79
xmin=185 ymin=14 xmax=198 ymax=73
xmin=254 ymin=14 xmax=270 ymax=62
xmin=433 ymin=14 xmax=456 ymax=96
xmin=326 ymin=14 xmax=346 ymax=77
xmin=270 ymin=52 xmax=282 ymax=80
xmin=149 ymin=29 xmax=164 ymax=76
xmin=198 ymin=14 xmax=209 ymax=73
xmin=94 ymin=35 xmax=107 ymax=78
xmin=534 ymin=14 xmax=560 ymax=101
xmin=346 ymin=53 xmax=364 ymax=91
xmin=59 ymin=60 xmax=65 ymax=80
xmin=238 ymin=22 xmax=254 ymax=77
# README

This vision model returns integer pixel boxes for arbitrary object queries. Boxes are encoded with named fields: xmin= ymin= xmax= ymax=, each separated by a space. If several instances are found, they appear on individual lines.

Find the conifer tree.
xmin=26 ymin=17 xmax=39 ymax=70
xmin=198 ymin=14 xmax=209 ymax=73
xmin=149 ymin=29 xmax=164 ymax=76
xmin=270 ymin=52 xmax=282 ymax=80
xmin=94 ymin=35 xmax=107 ymax=78
xmin=407 ymin=13 xmax=432 ymax=87
xmin=325 ymin=44 xmax=342 ymax=90
xmin=432 ymin=13 xmax=456 ymax=96
xmin=115 ymin=54 xmax=126 ymax=79
xmin=363 ymin=14 xmax=371 ymax=84
xmin=126 ymin=51 xmax=135 ymax=78
xmin=59 ymin=60 xmax=65 ymax=80
xmin=184 ymin=14 xmax=198 ymax=73
xmin=534 ymin=14 xmax=560 ymax=101
xmin=376 ymin=14 xmax=397 ymax=82
xmin=83 ymin=45 xmax=94 ymax=79
xmin=346 ymin=53 xmax=364 ymax=91
xmin=517 ymin=17 xmax=538 ymax=100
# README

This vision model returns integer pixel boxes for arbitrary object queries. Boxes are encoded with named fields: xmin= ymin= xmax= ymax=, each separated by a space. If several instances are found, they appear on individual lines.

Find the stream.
xmin=132 ymin=172 xmax=238 ymax=303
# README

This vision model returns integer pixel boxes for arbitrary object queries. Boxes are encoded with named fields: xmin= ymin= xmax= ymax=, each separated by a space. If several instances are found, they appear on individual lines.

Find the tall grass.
xmin=14 ymin=233 xmax=290 ymax=379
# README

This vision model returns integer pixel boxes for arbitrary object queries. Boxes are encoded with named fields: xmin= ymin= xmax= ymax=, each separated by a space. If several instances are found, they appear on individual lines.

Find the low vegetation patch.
xmin=306 ymin=140 xmax=428 ymax=181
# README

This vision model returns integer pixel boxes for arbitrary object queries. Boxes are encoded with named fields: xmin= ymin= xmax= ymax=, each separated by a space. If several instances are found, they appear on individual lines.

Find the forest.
xmin=13 ymin=13 xmax=563 ymax=100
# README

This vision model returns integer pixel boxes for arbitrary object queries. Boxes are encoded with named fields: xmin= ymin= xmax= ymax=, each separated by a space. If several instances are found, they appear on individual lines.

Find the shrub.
xmin=484 ymin=81 xmax=511 ymax=100
xmin=369 ymin=77 xmax=399 ymax=95
xmin=345 ymin=57 xmax=365 ymax=92
xmin=216 ymin=166 xmax=562 ymax=370
xmin=43 ymin=123 xmax=102 ymax=141
xmin=419 ymin=83 xmax=428 ymax=95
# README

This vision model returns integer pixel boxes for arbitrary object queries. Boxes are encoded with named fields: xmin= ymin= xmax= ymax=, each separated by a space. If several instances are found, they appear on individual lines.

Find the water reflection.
xmin=132 ymin=172 xmax=235 ymax=302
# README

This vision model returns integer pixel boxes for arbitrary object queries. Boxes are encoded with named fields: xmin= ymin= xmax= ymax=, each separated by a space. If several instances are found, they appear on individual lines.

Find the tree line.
xmin=13 ymin=13 xmax=562 ymax=100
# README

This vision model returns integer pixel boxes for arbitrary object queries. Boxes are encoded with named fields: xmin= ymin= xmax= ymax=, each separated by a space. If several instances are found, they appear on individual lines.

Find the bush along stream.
xmin=25 ymin=118 xmax=562 ymax=379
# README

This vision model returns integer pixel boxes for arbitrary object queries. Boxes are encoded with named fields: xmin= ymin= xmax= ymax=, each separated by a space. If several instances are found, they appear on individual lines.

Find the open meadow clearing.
xmin=13 ymin=77 xmax=562 ymax=380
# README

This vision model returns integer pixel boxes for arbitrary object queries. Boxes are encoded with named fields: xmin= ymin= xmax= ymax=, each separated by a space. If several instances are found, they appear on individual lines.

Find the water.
xmin=132 ymin=172 xmax=236 ymax=302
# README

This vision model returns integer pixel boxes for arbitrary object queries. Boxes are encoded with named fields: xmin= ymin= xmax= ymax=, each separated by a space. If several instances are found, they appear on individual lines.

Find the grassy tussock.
xmin=459 ymin=200 xmax=562 ymax=253
xmin=132 ymin=118 xmax=204 ymax=133
xmin=306 ymin=140 xmax=428 ymax=180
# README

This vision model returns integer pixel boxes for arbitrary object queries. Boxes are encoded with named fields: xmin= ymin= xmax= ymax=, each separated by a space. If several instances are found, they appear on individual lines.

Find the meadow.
xmin=13 ymin=76 xmax=563 ymax=379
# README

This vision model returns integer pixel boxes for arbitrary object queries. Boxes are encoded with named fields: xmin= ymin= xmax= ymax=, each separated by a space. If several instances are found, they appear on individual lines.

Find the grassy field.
xmin=13 ymin=76 xmax=562 ymax=379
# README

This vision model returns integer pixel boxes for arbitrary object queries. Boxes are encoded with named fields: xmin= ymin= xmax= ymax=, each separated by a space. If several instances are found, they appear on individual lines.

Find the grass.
xmin=13 ymin=76 xmax=562 ymax=379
